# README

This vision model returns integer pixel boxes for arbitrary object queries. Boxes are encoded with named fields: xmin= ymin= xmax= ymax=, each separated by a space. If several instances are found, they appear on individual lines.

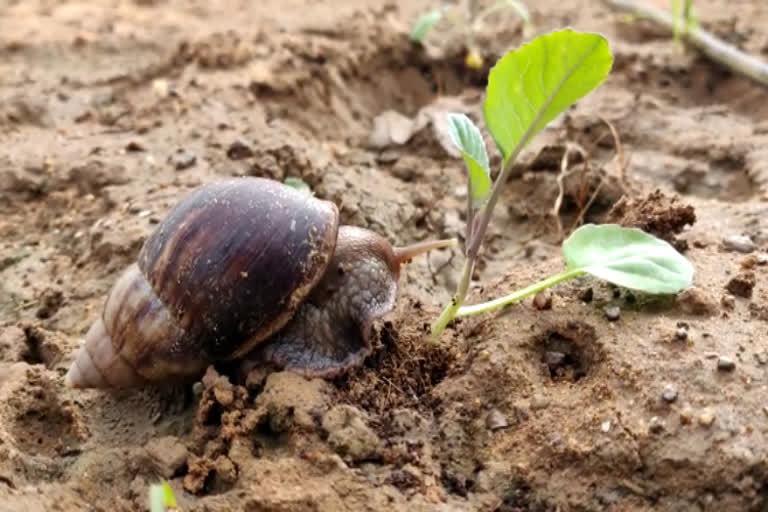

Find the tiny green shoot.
xmin=283 ymin=176 xmax=313 ymax=196
xmin=672 ymin=0 xmax=697 ymax=45
xmin=430 ymin=29 xmax=694 ymax=337
xmin=409 ymin=0 xmax=533 ymax=70
xmin=149 ymin=481 xmax=180 ymax=512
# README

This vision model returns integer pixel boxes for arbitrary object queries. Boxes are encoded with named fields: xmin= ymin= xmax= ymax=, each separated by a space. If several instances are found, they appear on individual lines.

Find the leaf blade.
xmin=483 ymin=29 xmax=613 ymax=163
xmin=563 ymin=224 xmax=694 ymax=294
xmin=447 ymin=113 xmax=492 ymax=207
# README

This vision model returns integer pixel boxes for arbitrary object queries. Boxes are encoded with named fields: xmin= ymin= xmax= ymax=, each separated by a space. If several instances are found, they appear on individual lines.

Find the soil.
xmin=2 ymin=0 xmax=768 ymax=510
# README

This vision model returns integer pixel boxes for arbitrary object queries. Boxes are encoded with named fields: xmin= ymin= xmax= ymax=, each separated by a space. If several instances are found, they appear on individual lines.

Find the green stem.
xmin=430 ymin=257 xmax=475 ymax=338
xmin=455 ymin=268 xmax=583 ymax=317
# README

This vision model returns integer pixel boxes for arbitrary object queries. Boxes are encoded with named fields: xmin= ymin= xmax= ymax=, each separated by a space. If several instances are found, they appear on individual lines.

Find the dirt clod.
xmin=533 ymin=291 xmax=552 ymax=310
xmin=725 ymin=271 xmax=756 ymax=298
xmin=227 ymin=139 xmax=254 ymax=160
xmin=677 ymin=287 xmax=718 ymax=315
xmin=322 ymin=405 xmax=381 ymax=463
xmin=606 ymin=189 xmax=696 ymax=248
xmin=145 ymin=436 xmax=188 ymax=479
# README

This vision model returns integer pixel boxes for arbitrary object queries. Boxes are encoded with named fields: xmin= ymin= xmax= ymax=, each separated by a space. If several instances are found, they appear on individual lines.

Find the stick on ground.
xmin=603 ymin=0 xmax=768 ymax=88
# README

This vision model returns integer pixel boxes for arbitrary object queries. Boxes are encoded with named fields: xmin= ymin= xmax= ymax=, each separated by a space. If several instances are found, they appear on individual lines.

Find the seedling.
xmin=672 ymin=0 xmax=697 ymax=46
xmin=430 ymin=29 xmax=694 ymax=337
xmin=410 ymin=0 xmax=533 ymax=70
xmin=149 ymin=481 xmax=180 ymax=512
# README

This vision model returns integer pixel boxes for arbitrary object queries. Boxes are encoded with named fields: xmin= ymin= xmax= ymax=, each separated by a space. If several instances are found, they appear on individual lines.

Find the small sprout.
xmin=430 ymin=29 xmax=695 ymax=337
xmin=149 ymin=481 xmax=180 ymax=512
xmin=409 ymin=8 xmax=446 ymax=43
xmin=283 ymin=177 xmax=313 ymax=196
xmin=410 ymin=0 xmax=534 ymax=69
xmin=464 ymin=48 xmax=485 ymax=70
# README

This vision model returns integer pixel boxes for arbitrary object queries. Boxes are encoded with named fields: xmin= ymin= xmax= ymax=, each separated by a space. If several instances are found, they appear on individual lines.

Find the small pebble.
xmin=376 ymin=149 xmax=400 ymax=164
xmin=679 ymin=406 xmax=693 ymax=424
xmin=763 ymin=406 xmax=768 ymax=418
xmin=169 ymin=149 xmax=197 ymax=170
xmin=649 ymin=416 xmax=664 ymax=434
xmin=662 ymin=385 xmax=678 ymax=403
xmin=698 ymin=409 xmax=715 ymax=427
xmin=675 ymin=327 xmax=688 ymax=341
xmin=604 ymin=306 xmax=621 ymax=321
xmin=533 ymin=291 xmax=552 ymax=310
xmin=757 ymin=253 xmax=768 ymax=265
xmin=723 ymin=234 xmax=757 ymax=253
xmin=600 ymin=420 xmax=611 ymax=433
xmin=721 ymin=294 xmax=736 ymax=310
xmin=486 ymin=409 xmax=509 ymax=431
xmin=717 ymin=356 xmax=736 ymax=372
xmin=226 ymin=139 xmax=254 ymax=160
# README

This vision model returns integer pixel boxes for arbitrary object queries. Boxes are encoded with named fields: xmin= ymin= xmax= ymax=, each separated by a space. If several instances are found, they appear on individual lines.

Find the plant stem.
xmin=430 ymin=257 xmax=475 ymax=338
xmin=456 ymin=268 xmax=583 ymax=317
xmin=603 ymin=0 xmax=768 ymax=87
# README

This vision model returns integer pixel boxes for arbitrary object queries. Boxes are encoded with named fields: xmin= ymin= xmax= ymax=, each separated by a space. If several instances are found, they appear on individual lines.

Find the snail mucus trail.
xmin=64 ymin=177 xmax=456 ymax=389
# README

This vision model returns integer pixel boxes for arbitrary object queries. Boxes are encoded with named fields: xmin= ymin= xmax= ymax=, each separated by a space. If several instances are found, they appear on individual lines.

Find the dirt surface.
xmin=2 ymin=0 xmax=768 ymax=510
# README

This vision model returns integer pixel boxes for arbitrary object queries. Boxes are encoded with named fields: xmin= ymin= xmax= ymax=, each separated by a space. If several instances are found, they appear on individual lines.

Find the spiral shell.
xmin=65 ymin=177 xmax=339 ymax=388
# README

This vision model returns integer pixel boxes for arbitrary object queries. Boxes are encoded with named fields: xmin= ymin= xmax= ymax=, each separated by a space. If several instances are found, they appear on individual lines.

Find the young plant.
xmin=410 ymin=0 xmax=533 ymax=70
xmin=430 ymin=29 xmax=694 ymax=337
xmin=149 ymin=481 xmax=180 ymax=512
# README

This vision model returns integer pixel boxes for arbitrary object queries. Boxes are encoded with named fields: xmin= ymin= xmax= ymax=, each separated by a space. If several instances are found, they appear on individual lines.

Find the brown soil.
xmin=2 ymin=0 xmax=768 ymax=510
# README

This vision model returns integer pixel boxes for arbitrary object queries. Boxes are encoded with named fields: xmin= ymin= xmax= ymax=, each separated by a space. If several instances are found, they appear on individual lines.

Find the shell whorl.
xmin=65 ymin=177 xmax=340 ymax=388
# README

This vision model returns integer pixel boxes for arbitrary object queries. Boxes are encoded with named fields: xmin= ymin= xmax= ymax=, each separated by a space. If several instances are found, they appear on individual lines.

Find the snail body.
xmin=65 ymin=177 xmax=452 ymax=389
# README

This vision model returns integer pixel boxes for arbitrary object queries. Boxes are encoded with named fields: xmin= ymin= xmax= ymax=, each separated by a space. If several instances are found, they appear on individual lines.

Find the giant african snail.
xmin=65 ymin=177 xmax=455 ymax=388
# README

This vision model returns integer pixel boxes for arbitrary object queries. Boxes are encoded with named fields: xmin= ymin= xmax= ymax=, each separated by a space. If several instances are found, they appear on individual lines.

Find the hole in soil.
xmin=10 ymin=403 xmax=80 ymax=458
xmin=21 ymin=326 xmax=62 ymax=369
xmin=531 ymin=322 xmax=599 ymax=384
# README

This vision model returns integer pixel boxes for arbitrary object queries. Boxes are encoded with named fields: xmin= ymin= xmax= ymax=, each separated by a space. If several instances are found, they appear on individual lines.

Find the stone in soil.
xmin=722 ymin=234 xmax=757 ymax=253
xmin=604 ymin=306 xmax=621 ymax=321
xmin=717 ymin=355 xmax=736 ymax=372
xmin=662 ymin=385 xmax=678 ymax=403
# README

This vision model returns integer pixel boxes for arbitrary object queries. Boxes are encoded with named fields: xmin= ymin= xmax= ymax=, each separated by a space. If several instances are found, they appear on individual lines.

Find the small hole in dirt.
xmin=531 ymin=322 xmax=600 ymax=384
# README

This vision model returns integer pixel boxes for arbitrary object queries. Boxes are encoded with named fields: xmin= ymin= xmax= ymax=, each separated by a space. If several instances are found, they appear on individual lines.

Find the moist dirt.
xmin=2 ymin=0 xmax=768 ymax=510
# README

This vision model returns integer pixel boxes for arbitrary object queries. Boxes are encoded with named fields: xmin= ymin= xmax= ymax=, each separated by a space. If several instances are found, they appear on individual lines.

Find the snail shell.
xmin=66 ymin=178 xmax=340 ymax=387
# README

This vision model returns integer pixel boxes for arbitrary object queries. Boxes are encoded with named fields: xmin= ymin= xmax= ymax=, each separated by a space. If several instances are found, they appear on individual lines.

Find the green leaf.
xmin=283 ymin=177 xmax=313 ymax=196
xmin=447 ymin=113 xmax=492 ymax=207
xmin=483 ymin=29 xmax=613 ymax=164
xmin=563 ymin=224 xmax=694 ymax=295
xmin=149 ymin=482 xmax=179 ymax=512
xmin=409 ymin=9 xmax=444 ymax=42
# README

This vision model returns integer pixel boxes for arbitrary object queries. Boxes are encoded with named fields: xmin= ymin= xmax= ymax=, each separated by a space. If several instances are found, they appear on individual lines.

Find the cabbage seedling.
xmin=410 ymin=0 xmax=533 ymax=70
xmin=430 ymin=29 xmax=694 ymax=337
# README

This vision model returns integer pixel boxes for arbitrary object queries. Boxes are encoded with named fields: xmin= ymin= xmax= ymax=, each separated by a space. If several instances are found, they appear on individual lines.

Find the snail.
xmin=64 ymin=177 xmax=455 ymax=389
